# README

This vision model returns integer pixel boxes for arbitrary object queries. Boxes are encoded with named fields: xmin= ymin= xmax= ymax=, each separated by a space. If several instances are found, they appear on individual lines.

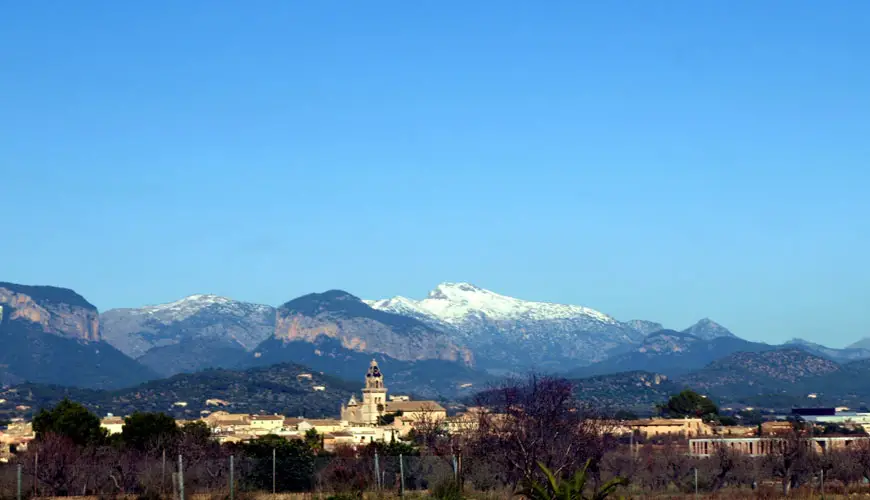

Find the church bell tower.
xmin=361 ymin=359 xmax=387 ymax=424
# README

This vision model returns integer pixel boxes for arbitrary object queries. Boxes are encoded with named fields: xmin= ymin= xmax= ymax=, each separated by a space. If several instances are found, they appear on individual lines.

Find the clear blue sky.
xmin=2 ymin=1 xmax=868 ymax=346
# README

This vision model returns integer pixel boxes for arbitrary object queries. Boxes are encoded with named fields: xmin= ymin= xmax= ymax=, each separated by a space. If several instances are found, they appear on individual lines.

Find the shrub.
xmin=431 ymin=479 xmax=463 ymax=500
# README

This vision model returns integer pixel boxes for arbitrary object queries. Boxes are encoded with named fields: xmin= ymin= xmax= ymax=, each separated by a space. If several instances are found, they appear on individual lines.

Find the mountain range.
xmin=4 ymin=279 xmax=870 ymax=415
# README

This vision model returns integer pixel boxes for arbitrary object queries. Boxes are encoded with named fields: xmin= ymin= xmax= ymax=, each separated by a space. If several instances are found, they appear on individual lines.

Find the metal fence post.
xmin=17 ymin=463 xmax=21 ymax=500
xmin=452 ymin=454 xmax=458 ymax=484
xmin=399 ymin=454 xmax=405 ymax=497
xmin=178 ymin=454 xmax=185 ymax=500
xmin=694 ymin=467 xmax=698 ymax=499
xmin=229 ymin=455 xmax=235 ymax=500
xmin=272 ymin=447 xmax=276 ymax=494
xmin=33 ymin=452 xmax=38 ymax=498
xmin=162 ymin=449 xmax=166 ymax=496
xmin=374 ymin=451 xmax=381 ymax=490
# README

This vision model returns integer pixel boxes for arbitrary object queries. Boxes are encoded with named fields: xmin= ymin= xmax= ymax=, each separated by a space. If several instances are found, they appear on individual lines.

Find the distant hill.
xmin=568 ymin=330 xmax=773 ymax=378
xmin=0 ymin=363 xmax=355 ymax=421
xmin=136 ymin=340 xmax=252 ymax=377
xmin=848 ymin=338 xmax=870 ymax=351
xmin=247 ymin=336 xmax=492 ymax=399
xmin=677 ymin=349 xmax=841 ymax=400
xmin=573 ymin=371 xmax=683 ymax=416
xmin=681 ymin=318 xmax=737 ymax=340
xmin=784 ymin=338 xmax=870 ymax=363
xmin=0 ymin=318 xmax=158 ymax=389
xmin=568 ymin=348 xmax=870 ymax=414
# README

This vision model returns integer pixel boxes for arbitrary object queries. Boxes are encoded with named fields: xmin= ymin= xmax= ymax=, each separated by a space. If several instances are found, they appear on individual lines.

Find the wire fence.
xmin=3 ymin=449 xmax=869 ymax=498
xmin=0 ymin=454 xmax=485 ymax=498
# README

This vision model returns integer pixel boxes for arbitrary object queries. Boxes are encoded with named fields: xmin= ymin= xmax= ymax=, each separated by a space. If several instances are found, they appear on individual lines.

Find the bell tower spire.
xmin=361 ymin=359 xmax=387 ymax=425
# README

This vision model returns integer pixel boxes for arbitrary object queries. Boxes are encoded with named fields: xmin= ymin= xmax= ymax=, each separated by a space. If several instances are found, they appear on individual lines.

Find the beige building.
xmin=690 ymin=436 xmax=870 ymax=456
xmin=249 ymin=414 xmax=284 ymax=433
xmin=0 ymin=422 xmax=34 ymax=462
xmin=298 ymin=419 xmax=346 ymax=435
xmin=340 ymin=360 xmax=446 ymax=427
xmin=203 ymin=412 xmax=251 ymax=434
xmin=100 ymin=416 xmax=125 ymax=435
xmin=341 ymin=360 xmax=388 ymax=425
xmin=384 ymin=400 xmax=447 ymax=423
xmin=618 ymin=418 xmax=712 ymax=438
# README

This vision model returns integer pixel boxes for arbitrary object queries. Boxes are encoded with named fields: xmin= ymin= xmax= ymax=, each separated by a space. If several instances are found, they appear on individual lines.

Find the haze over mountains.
xmin=4 ymin=279 xmax=870 ymax=415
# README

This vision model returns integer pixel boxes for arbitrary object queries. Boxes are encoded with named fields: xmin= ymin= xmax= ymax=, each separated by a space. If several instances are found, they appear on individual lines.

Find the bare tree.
xmin=764 ymin=424 xmax=816 ymax=496
xmin=851 ymin=440 xmax=870 ymax=484
xmin=23 ymin=434 xmax=85 ymax=496
xmin=468 ymin=374 xmax=616 ymax=490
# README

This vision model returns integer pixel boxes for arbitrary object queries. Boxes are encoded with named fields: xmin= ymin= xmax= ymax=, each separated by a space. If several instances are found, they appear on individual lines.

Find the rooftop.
xmin=385 ymin=401 xmax=446 ymax=413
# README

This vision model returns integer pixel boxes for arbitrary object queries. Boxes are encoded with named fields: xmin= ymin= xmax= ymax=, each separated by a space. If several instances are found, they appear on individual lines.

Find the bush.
xmin=431 ymin=479 xmax=463 ymax=500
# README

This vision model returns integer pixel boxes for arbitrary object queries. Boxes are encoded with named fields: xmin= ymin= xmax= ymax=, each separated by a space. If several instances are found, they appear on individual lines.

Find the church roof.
xmin=385 ymin=401 xmax=446 ymax=413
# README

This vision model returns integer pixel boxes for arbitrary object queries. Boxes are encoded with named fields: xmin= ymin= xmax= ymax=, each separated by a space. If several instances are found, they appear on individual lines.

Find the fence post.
xmin=162 ymin=449 xmax=166 ymax=496
xmin=399 ymin=454 xmax=405 ymax=497
xmin=33 ymin=451 xmax=38 ymax=498
xmin=821 ymin=469 xmax=824 ymax=497
xmin=229 ymin=455 xmax=235 ymax=500
xmin=694 ymin=467 xmax=698 ymax=499
xmin=178 ymin=454 xmax=185 ymax=500
xmin=374 ymin=451 xmax=381 ymax=490
xmin=272 ymin=447 xmax=276 ymax=494
xmin=452 ymin=454 xmax=458 ymax=484
xmin=16 ymin=463 xmax=21 ymax=500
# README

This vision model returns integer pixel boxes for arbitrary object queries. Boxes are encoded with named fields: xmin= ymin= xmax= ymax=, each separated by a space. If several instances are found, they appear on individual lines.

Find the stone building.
xmin=340 ymin=359 xmax=445 ymax=426
xmin=341 ymin=360 xmax=388 ymax=425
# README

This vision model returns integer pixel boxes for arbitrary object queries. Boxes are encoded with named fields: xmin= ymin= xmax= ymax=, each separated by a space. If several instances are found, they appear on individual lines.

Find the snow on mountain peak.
xmin=369 ymin=282 xmax=617 ymax=325
xmin=137 ymin=294 xmax=270 ymax=321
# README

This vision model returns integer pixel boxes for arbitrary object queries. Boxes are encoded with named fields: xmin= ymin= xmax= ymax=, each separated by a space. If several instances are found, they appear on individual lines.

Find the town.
xmin=5 ymin=360 xmax=870 ymax=463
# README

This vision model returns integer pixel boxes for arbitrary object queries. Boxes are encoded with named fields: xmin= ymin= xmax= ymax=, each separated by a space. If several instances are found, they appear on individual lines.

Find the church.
xmin=340 ymin=359 xmax=447 ymax=426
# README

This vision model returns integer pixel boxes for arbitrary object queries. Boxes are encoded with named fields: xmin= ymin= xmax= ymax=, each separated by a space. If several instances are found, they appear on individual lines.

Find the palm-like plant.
xmin=518 ymin=459 xmax=628 ymax=500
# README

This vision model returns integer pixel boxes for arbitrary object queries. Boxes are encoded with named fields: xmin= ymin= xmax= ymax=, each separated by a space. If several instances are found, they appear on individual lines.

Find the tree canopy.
xmin=32 ymin=399 xmax=106 ymax=446
xmin=122 ymin=412 xmax=179 ymax=451
xmin=659 ymin=390 xmax=718 ymax=420
xmin=240 ymin=434 xmax=316 ymax=492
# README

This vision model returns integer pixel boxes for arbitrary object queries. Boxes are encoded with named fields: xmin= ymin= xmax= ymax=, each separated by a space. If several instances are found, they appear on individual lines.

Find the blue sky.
xmin=1 ymin=1 xmax=868 ymax=346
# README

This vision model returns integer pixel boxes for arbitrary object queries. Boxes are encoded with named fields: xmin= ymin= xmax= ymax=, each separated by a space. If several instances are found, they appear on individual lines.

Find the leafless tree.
xmin=467 ymin=374 xmax=617 ymax=490
xmin=850 ymin=440 xmax=870 ymax=484
xmin=764 ymin=424 xmax=816 ymax=496
xmin=23 ymin=433 xmax=85 ymax=496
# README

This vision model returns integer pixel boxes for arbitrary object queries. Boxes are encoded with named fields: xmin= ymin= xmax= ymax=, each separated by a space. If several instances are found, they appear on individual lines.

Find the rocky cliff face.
xmin=0 ymin=283 xmax=100 ymax=341
xmin=0 ymin=281 xmax=157 ymax=389
xmin=274 ymin=290 xmax=474 ymax=366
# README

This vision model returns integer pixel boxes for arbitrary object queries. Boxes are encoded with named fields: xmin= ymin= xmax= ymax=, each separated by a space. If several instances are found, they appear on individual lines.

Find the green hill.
xmin=0 ymin=363 xmax=356 ymax=421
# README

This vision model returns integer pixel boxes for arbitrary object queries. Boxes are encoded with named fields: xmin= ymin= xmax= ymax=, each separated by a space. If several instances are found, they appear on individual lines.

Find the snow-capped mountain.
xmin=101 ymin=295 xmax=276 ymax=375
xmin=366 ymin=282 xmax=648 ymax=372
xmin=368 ymin=282 xmax=619 ymax=325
